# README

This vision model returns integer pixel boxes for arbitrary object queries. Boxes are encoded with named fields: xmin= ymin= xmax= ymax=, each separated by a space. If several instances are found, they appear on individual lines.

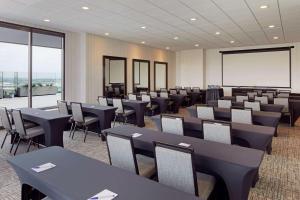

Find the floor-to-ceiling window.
xmin=0 ymin=22 xmax=65 ymax=109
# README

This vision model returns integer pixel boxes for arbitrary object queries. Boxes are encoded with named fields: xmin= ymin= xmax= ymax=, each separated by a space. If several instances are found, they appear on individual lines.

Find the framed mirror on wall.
xmin=132 ymin=59 xmax=150 ymax=94
xmin=154 ymin=61 xmax=168 ymax=91
xmin=103 ymin=56 xmax=127 ymax=98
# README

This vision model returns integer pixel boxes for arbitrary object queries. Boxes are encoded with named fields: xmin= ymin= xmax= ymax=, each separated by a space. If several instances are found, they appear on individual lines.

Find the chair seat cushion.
xmin=116 ymin=109 xmax=135 ymax=117
xmin=23 ymin=126 xmax=45 ymax=139
xmin=147 ymin=104 xmax=159 ymax=110
xmin=136 ymin=154 xmax=156 ymax=178
xmin=84 ymin=116 xmax=99 ymax=125
xmin=196 ymin=172 xmax=216 ymax=200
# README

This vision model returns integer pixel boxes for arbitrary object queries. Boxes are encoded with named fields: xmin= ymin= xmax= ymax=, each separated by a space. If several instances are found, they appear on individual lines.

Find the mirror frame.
xmin=132 ymin=59 xmax=150 ymax=93
xmin=103 ymin=55 xmax=127 ymax=96
xmin=154 ymin=61 xmax=168 ymax=91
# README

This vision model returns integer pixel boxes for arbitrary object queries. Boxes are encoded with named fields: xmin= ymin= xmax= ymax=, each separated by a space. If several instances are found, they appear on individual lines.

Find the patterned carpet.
xmin=0 ymin=108 xmax=299 ymax=200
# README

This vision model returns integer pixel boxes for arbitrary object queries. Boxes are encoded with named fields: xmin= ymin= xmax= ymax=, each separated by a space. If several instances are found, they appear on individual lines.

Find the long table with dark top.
xmin=169 ymin=94 xmax=185 ymax=112
xmin=19 ymin=108 xmax=70 ymax=147
xmin=8 ymin=147 xmax=199 ymax=200
xmin=107 ymin=98 xmax=148 ymax=127
xmin=102 ymin=125 xmax=264 ymax=200
xmin=208 ymin=100 xmax=284 ymax=113
xmin=150 ymin=97 xmax=170 ymax=113
xmin=152 ymin=115 xmax=275 ymax=153
xmin=231 ymin=88 xmax=277 ymax=97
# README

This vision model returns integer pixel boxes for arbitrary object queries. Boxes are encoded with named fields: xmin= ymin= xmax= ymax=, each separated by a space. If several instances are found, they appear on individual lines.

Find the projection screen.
xmin=221 ymin=47 xmax=292 ymax=88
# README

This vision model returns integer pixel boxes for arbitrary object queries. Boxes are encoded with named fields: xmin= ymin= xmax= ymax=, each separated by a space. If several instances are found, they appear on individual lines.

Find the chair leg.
xmin=83 ymin=126 xmax=88 ymax=143
xmin=69 ymin=123 xmax=74 ymax=137
xmin=124 ymin=117 xmax=127 ymax=125
xmin=26 ymin=140 xmax=32 ymax=152
xmin=10 ymin=134 xmax=17 ymax=153
xmin=14 ymin=137 xmax=21 ymax=156
xmin=72 ymin=124 xmax=77 ymax=139
xmin=1 ymin=131 xmax=9 ymax=149
xmin=113 ymin=115 xmax=117 ymax=127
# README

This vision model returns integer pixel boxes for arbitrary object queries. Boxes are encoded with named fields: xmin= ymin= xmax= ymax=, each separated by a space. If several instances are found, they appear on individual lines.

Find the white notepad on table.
xmin=178 ymin=143 xmax=191 ymax=148
xmin=32 ymin=163 xmax=56 ymax=173
xmin=132 ymin=133 xmax=142 ymax=138
xmin=88 ymin=189 xmax=118 ymax=200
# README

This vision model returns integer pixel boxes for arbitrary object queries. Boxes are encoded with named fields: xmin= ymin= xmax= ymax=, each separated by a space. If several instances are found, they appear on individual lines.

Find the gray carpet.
xmin=0 ymin=108 xmax=299 ymax=200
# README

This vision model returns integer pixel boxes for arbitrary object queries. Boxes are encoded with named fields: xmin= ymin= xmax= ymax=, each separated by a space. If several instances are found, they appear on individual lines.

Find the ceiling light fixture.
xmin=105 ymin=32 xmax=110 ymax=36
xmin=215 ymin=31 xmax=220 ymax=35
xmin=260 ymin=5 xmax=268 ymax=9
xmin=174 ymin=36 xmax=179 ymax=40
xmin=230 ymin=40 xmax=235 ymax=44
xmin=268 ymin=25 xmax=275 ymax=28
xmin=190 ymin=18 xmax=197 ymax=21
xmin=82 ymin=6 xmax=89 ymax=10
xmin=273 ymin=36 xmax=279 ymax=40
xmin=141 ymin=26 xmax=146 ymax=29
xmin=194 ymin=44 xmax=199 ymax=47
xmin=43 ymin=19 xmax=50 ymax=22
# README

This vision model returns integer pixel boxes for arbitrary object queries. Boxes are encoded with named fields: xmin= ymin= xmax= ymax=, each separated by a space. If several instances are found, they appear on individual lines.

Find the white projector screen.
xmin=222 ymin=49 xmax=291 ymax=88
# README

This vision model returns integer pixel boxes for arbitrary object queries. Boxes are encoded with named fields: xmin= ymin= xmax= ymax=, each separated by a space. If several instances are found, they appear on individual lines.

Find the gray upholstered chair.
xmin=274 ymin=98 xmax=291 ymax=125
xmin=231 ymin=108 xmax=253 ymax=124
xmin=112 ymin=98 xmax=135 ymax=127
xmin=247 ymin=92 xmax=258 ymax=99
xmin=160 ymin=88 xmax=168 ymax=92
xmin=154 ymin=142 xmax=215 ymax=200
xmin=140 ymin=91 xmax=148 ymax=96
xmin=184 ymin=87 xmax=192 ymax=93
xmin=217 ymin=100 xmax=231 ymax=109
xmin=244 ymin=101 xmax=261 ymax=111
xmin=192 ymin=87 xmax=201 ymax=93
xmin=150 ymin=91 xmax=158 ymax=98
xmin=97 ymin=96 xmax=108 ymax=106
xmin=196 ymin=105 xmax=214 ymax=120
xmin=254 ymin=96 xmax=268 ymax=104
xmin=70 ymin=102 xmax=99 ymax=142
xmin=254 ymin=90 xmax=262 ymax=96
xmin=262 ymin=92 xmax=274 ymax=102
xmin=161 ymin=115 xmax=184 ymax=135
xmin=106 ymin=132 xmax=155 ymax=178
xmin=160 ymin=92 xmax=169 ymax=98
xmin=277 ymin=93 xmax=290 ymax=98
xmin=142 ymin=95 xmax=158 ymax=116
xmin=57 ymin=100 xmax=74 ymax=137
xmin=128 ymin=94 xmax=137 ymax=101
xmin=180 ymin=89 xmax=188 ymax=95
xmin=236 ymin=95 xmax=248 ymax=103
xmin=170 ymin=89 xmax=177 ymax=95
xmin=11 ymin=110 xmax=45 ymax=155
xmin=203 ymin=121 xmax=232 ymax=144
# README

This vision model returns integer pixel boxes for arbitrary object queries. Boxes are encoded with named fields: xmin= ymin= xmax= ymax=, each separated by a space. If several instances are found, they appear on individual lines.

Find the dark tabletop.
xmin=8 ymin=147 xmax=200 ymax=200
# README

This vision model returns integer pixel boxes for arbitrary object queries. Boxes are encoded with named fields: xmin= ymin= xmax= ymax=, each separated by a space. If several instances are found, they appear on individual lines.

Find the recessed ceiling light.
xmin=174 ymin=36 xmax=179 ymax=40
xmin=215 ymin=32 xmax=220 ymax=35
xmin=194 ymin=44 xmax=199 ymax=47
xmin=190 ymin=18 xmax=197 ymax=21
xmin=141 ymin=26 xmax=146 ymax=29
xmin=104 ymin=33 xmax=110 ymax=36
xmin=230 ymin=40 xmax=235 ymax=44
xmin=82 ymin=6 xmax=89 ymax=10
xmin=141 ymin=41 xmax=145 ymax=44
xmin=43 ymin=19 xmax=50 ymax=22
xmin=260 ymin=5 xmax=268 ymax=9
xmin=166 ymin=47 xmax=170 ymax=50
xmin=273 ymin=36 xmax=279 ymax=40
xmin=268 ymin=25 xmax=275 ymax=28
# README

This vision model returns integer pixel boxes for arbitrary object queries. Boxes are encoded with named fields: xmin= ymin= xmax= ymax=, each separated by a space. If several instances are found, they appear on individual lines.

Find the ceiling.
xmin=0 ymin=0 xmax=299 ymax=51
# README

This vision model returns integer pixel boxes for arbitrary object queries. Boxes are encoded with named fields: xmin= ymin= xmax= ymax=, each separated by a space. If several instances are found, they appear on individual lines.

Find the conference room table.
xmin=208 ymin=100 xmax=284 ymax=113
xmin=107 ymin=98 xmax=148 ymax=127
xmin=150 ymin=97 xmax=170 ymax=113
xmin=102 ymin=125 xmax=264 ymax=200
xmin=19 ymin=108 xmax=70 ymax=147
xmin=8 ymin=147 xmax=199 ymax=200
xmin=169 ymin=94 xmax=185 ymax=112
xmin=152 ymin=115 xmax=275 ymax=153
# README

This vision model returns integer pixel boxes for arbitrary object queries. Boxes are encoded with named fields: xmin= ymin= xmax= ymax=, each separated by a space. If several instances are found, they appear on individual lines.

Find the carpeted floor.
xmin=0 ymin=108 xmax=299 ymax=200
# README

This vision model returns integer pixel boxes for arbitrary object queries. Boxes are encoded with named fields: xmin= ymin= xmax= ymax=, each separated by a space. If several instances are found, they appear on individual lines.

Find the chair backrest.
xmin=279 ymin=90 xmax=291 ymax=93
xmin=160 ymin=92 xmax=169 ymax=98
xmin=160 ymin=88 xmax=167 ymax=92
xmin=266 ymin=90 xmax=277 ymax=96
xmin=262 ymin=92 xmax=274 ymax=101
xmin=154 ymin=142 xmax=198 ymax=196
xmin=196 ymin=106 xmax=214 ymax=120
xmin=231 ymin=108 xmax=253 ymax=124
xmin=106 ymin=133 xmax=138 ymax=174
xmin=277 ymin=93 xmax=290 ymax=98
xmin=142 ymin=95 xmax=152 ymax=107
xmin=140 ymin=91 xmax=148 ymax=96
xmin=254 ymin=96 xmax=268 ymax=104
xmin=203 ymin=121 xmax=232 ymax=144
xmin=274 ymin=98 xmax=289 ymax=112
xmin=254 ymin=90 xmax=262 ymax=96
xmin=57 ymin=100 xmax=69 ymax=115
xmin=108 ymin=86 xmax=113 ymax=92
xmin=114 ymin=87 xmax=120 ymax=95
xmin=192 ymin=87 xmax=200 ymax=93
xmin=179 ymin=90 xmax=188 ymax=95
xmin=184 ymin=87 xmax=192 ymax=93
xmin=11 ymin=110 xmax=26 ymax=136
xmin=175 ymin=86 xmax=182 ymax=90
xmin=247 ymin=92 xmax=258 ymax=99
xmin=0 ymin=107 xmax=12 ymax=131
xmin=217 ymin=100 xmax=232 ymax=109
xmin=128 ymin=94 xmax=137 ymax=101
xmin=98 ymin=96 xmax=108 ymax=106
xmin=71 ymin=102 xmax=84 ymax=123
xmin=161 ymin=115 xmax=184 ymax=135
xmin=244 ymin=101 xmax=261 ymax=111
xmin=112 ymin=98 xmax=124 ymax=113
xmin=150 ymin=91 xmax=158 ymax=98
xmin=170 ymin=89 xmax=177 ymax=95
xmin=236 ymin=95 xmax=248 ymax=103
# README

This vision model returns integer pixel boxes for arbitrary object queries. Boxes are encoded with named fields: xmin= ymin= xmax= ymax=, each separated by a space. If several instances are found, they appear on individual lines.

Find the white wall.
xmin=205 ymin=43 xmax=300 ymax=95
xmin=176 ymin=49 xmax=204 ymax=88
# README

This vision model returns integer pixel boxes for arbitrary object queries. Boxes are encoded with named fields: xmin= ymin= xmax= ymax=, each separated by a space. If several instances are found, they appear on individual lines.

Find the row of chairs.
xmin=246 ymin=91 xmax=290 ymax=100
xmin=175 ymin=86 xmax=201 ymax=93
xmin=106 ymin=132 xmax=215 ymax=200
